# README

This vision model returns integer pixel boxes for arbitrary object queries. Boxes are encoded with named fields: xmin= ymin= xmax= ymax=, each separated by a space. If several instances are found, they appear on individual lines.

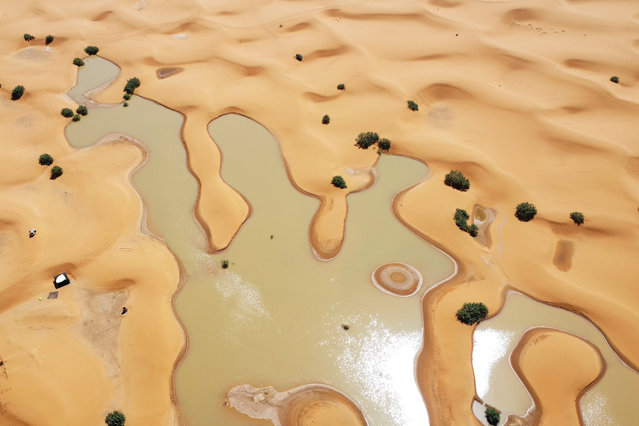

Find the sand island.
xmin=0 ymin=0 xmax=638 ymax=425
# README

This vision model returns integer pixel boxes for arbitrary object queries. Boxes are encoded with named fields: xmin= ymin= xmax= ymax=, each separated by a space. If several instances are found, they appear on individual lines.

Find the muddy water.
xmin=472 ymin=292 xmax=639 ymax=425
xmin=65 ymin=58 xmax=456 ymax=426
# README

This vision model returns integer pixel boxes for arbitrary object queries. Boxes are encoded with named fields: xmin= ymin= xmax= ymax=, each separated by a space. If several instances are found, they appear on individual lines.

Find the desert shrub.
xmin=453 ymin=209 xmax=478 ymax=237
xmin=485 ymin=406 xmax=500 ymax=426
xmin=322 ymin=115 xmax=330 ymax=124
xmin=407 ymin=100 xmax=419 ymax=111
xmin=444 ymin=170 xmax=470 ymax=191
xmin=39 ymin=153 xmax=53 ymax=166
xmin=11 ymin=85 xmax=25 ymax=100
xmin=515 ymin=202 xmax=537 ymax=222
xmin=72 ymin=114 xmax=81 ymax=122
xmin=331 ymin=175 xmax=347 ymax=189
xmin=355 ymin=131 xmax=379 ymax=149
xmin=610 ymin=76 xmax=619 ymax=84
xmin=123 ymin=93 xmax=131 ymax=100
xmin=84 ymin=45 xmax=99 ymax=55
xmin=570 ymin=211 xmax=584 ymax=226
xmin=123 ymin=77 xmax=141 ymax=95
xmin=23 ymin=34 xmax=34 ymax=42
xmin=105 ymin=410 xmax=125 ymax=426
xmin=61 ymin=108 xmax=74 ymax=118
xmin=456 ymin=302 xmax=488 ymax=325
xmin=378 ymin=138 xmax=391 ymax=151
xmin=295 ymin=53 xmax=303 ymax=61
xmin=76 ymin=105 xmax=88 ymax=116
xmin=50 ymin=166 xmax=63 ymax=180
xmin=337 ymin=83 xmax=345 ymax=90
xmin=221 ymin=260 xmax=229 ymax=269
xmin=45 ymin=35 xmax=54 ymax=45
xmin=73 ymin=57 xmax=85 ymax=66
xmin=123 ymin=102 xmax=129 ymax=107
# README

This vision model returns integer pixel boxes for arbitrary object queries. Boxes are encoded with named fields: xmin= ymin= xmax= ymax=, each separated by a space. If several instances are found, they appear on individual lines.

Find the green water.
xmin=472 ymin=292 xmax=639 ymax=425
xmin=66 ymin=57 xmax=455 ymax=426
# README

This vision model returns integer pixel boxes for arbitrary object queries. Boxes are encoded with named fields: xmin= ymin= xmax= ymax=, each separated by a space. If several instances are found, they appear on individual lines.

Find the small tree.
xmin=73 ymin=57 xmax=85 ymax=66
xmin=221 ymin=260 xmax=229 ymax=269
xmin=456 ymin=302 xmax=488 ymax=325
xmin=570 ymin=211 xmax=584 ymax=226
xmin=123 ymin=93 xmax=131 ymax=100
xmin=515 ymin=202 xmax=537 ymax=222
xmin=39 ymin=153 xmax=54 ymax=166
xmin=23 ymin=34 xmax=35 ymax=42
xmin=61 ymin=108 xmax=74 ymax=118
xmin=105 ymin=410 xmax=125 ymax=426
xmin=76 ymin=105 xmax=88 ymax=116
xmin=11 ymin=85 xmax=25 ymax=100
xmin=322 ymin=115 xmax=330 ymax=124
xmin=378 ymin=138 xmax=391 ymax=151
xmin=45 ymin=35 xmax=54 ymax=45
xmin=444 ymin=170 xmax=470 ymax=191
xmin=295 ymin=53 xmax=303 ymax=61
xmin=337 ymin=83 xmax=345 ymax=90
xmin=50 ymin=166 xmax=63 ymax=180
xmin=72 ymin=114 xmax=81 ymax=122
xmin=84 ymin=45 xmax=99 ymax=55
xmin=468 ymin=224 xmax=478 ymax=237
xmin=610 ymin=76 xmax=619 ymax=84
xmin=123 ymin=77 xmax=141 ymax=95
xmin=123 ymin=102 xmax=129 ymax=107
xmin=355 ymin=132 xmax=379 ymax=149
xmin=331 ymin=176 xmax=347 ymax=189
xmin=485 ymin=406 xmax=500 ymax=426
xmin=407 ymin=100 xmax=419 ymax=111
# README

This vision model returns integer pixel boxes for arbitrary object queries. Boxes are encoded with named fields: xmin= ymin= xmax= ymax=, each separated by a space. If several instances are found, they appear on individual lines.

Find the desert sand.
xmin=1 ymin=0 xmax=638 ymax=425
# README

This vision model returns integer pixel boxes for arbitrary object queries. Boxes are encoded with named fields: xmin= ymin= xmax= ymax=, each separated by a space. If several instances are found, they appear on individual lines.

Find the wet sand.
xmin=1 ymin=0 xmax=639 ymax=425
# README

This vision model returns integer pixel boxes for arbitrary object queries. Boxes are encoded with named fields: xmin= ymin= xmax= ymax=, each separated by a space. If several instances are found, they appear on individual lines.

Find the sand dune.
xmin=0 ymin=0 xmax=638 ymax=424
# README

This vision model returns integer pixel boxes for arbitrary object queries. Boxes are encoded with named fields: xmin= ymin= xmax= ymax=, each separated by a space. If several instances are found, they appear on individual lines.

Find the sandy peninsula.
xmin=1 ymin=0 xmax=638 ymax=425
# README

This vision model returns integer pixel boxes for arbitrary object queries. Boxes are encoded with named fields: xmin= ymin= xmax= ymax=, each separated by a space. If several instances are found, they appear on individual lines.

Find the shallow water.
xmin=472 ymin=292 xmax=639 ymax=425
xmin=66 ymin=58 xmax=455 ymax=425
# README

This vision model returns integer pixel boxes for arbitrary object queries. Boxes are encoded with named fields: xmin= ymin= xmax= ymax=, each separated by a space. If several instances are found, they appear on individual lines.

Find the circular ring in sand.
xmin=371 ymin=262 xmax=423 ymax=297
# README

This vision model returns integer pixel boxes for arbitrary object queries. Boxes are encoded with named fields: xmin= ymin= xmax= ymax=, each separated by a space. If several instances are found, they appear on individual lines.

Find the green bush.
xmin=221 ymin=260 xmax=229 ymax=269
xmin=23 ymin=34 xmax=34 ymax=42
xmin=76 ymin=105 xmax=88 ymax=116
xmin=456 ymin=302 xmax=488 ymax=325
xmin=123 ymin=77 xmax=141 ymax=95
xmin=610 ymin=76 xmax=619 ymax=84
xmin=322 ymin=115 xmax=330 ymax=124
xmin=39 ymin=153 xmax=54 ymax=166
xmin=72 ymin=114 xmax=81 ymax=122
xmin=61 ymin=108 xmax=74 ymax=118
xmin=355 ymin=132 xmax=379 ymax=149
xmin=11 ymin=85 xmax=25 ymax=100
xmin=331 ymin=175 xmax=347 ymax=189
xmin=570 ymin=211 xmax=584 ymax=226
xmin=73 ymin=57 xmax=85 ymax=67
xmin=123 ymin=102 xmax=129 ymax=107
xmin=337 ymin=83 xmax=345 ymax=90
xmin=407 ymin=100 xmax=419 ymax=111
xmin=378 ymin=138 xmax=391 ymax=151
xmin=295 ymin=53 xmax=303 ymax=61
xmin=50 ymin=166 xmax=63 ymax=180
xmin=84 ymin=45 xmax=99 ymax=55
xmin=45 ymin=35 xmax=54 ymax=45
xmin=123 ymin=93 xmax=131 ymax=100
xmin=444 ymin=170 xmax=470 ymax=191
xmin=515 ymin=202 xmax=537 ymax=222
xmin=453 ymin=209 xmax=478 ymax=237
xmin=485 ymin=406 xmax=500 ymax=426
xmin=105 ymin=410 xmax=125 ymax=426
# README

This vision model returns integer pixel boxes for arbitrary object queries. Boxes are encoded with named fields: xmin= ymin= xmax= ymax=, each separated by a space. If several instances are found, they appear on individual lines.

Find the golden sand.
xmin=509 ymin=328 xmax=604 ymax=425
xmin=1 ymin=0 xmax=638 ymax=424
